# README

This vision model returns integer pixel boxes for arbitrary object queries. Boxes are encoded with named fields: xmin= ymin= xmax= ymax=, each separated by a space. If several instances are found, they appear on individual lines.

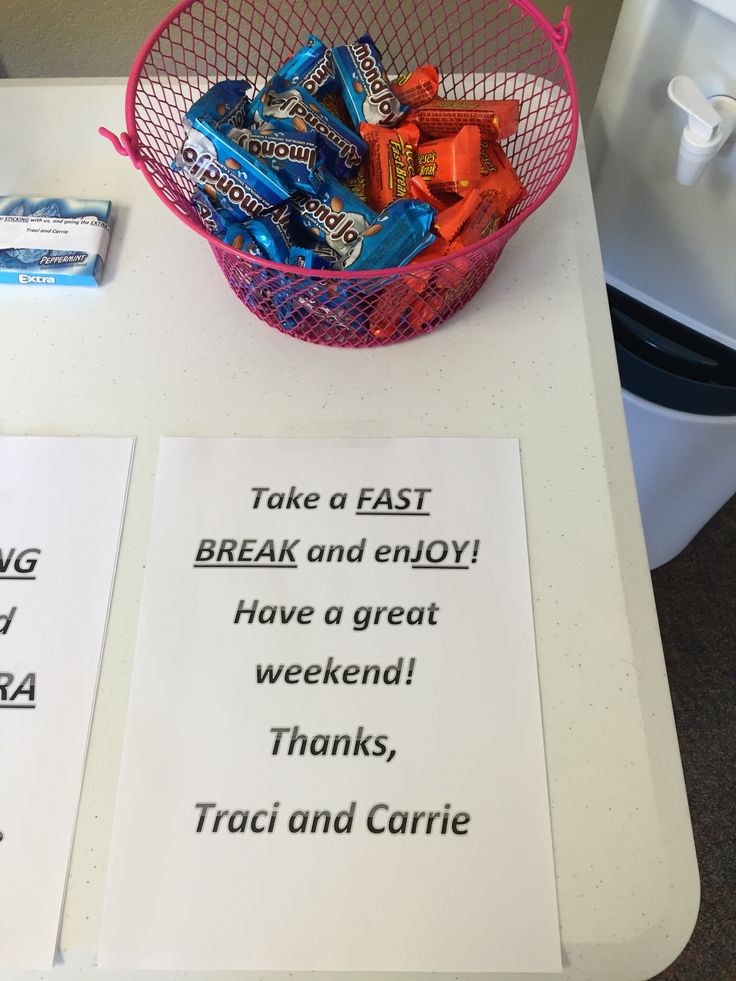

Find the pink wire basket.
xmin=102 ymin=0 xmax=578 ymax=346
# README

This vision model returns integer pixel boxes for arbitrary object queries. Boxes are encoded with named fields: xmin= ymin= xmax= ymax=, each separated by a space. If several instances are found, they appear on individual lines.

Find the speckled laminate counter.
xmin=0 ymin=79 xmax=698 ymax=981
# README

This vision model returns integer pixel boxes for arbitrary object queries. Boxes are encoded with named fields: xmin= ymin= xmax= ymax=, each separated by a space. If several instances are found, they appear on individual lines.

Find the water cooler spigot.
xmin=667 ymin=75 xmax=736 ymax=185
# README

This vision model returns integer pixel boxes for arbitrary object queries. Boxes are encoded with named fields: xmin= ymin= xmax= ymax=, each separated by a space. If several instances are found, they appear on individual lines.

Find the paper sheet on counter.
xmin=0 ymin=436 xmax=133 ymax=968
xmin=100 ymin=437 xmax=560 ymax=973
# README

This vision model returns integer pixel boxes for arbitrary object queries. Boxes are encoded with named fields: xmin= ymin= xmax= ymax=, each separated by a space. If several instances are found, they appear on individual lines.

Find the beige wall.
xmin=0 ymin=0 xmax=621 ymax=124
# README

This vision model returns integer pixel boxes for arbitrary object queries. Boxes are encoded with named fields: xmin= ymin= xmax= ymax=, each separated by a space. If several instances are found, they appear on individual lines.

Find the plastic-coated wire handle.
xmin=554 ymin=4 xmax=573 ymax=51
xmin=99 ymin=127 xmax=142 ymax=169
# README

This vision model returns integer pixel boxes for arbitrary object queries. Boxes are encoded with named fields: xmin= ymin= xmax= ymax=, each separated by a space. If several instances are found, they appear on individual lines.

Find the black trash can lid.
xmin=608 ymin=285 xmax=736 ymax=417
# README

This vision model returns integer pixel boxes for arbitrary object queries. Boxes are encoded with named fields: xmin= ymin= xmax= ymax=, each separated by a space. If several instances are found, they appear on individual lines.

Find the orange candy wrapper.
xmin=408 ymin=97 xmax=520 ymax=140
xmin=407 ymin=175 xmax=451 ymax=212
xmin=390 ymin=65 xmax=440 ymax=108
xmin=416 ymin=124 xmax=481 ymax=195
xmin=449 ymin=196 xmax=502 ymax=250
xmin=478 ymin=139 xmax=525 ymax=216
xmin=433 ymin=187 xmax=482 ymax=242
xmin=359 ymin=121 xmax=420 ymax=210
xmin=346 ymin=164 xmax=369 ymax=202
xmin=319 ymin=89 xmax=352 ymax=127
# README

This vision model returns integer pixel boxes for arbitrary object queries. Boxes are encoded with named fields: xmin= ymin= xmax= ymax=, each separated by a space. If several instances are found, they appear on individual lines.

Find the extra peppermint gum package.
xmin=0 ymin=196 xmax=112 ymax=286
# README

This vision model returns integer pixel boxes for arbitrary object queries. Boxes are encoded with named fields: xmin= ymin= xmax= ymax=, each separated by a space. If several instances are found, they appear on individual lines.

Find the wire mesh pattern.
xmin=118 ymin=0 xmax=577 ymax=345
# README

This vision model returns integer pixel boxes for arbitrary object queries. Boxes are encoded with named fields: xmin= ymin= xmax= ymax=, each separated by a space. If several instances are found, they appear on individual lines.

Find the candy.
xmin=174 ymin=117 xmax=290 ymax=221
xmin=291 ymin=169 xmax=378 ymax=259
xmin=223 ymin=124 xmax=320 ymax=192
xmin=185 ymin=80 xmax=251 ymax=130
xmin=410 ymin=237 xmax=450 ymax=263
xmin=359 ymin=121 xmax=419 ymax=210
xmin=249 ymin=36 xmax=337 ymax=123
xmin=390 ymin=65 xmax=439 ymax=108
xmin=288 ymin=245 xmax=338 ymax=269
xmin=332 ymin=34 xmax=407 ymax=128
xmin=449 ymin=195 xmax=502 ymax=250
xmin=416 ymin=125 xmax=481 ymax=194
xmin=275 ymin=35 xmax=337 ymax=98
xmin=255 ymin=84 xmax=366 ymax=180
xmin=191 ymin=189 xmax=231 ymax=237
xmin=344 ymin=198 xmax=435 ymax=271
xmin=406 ymin=175 xmax=451 ymax=212
xmin=319 ymin=90 xmax=352 ymax=127
xmin=346 ymin=165 xmax=369 ymax=202
xmin=224 ymin=222 xmax=267 ymax=257
xmin=408 ymin=97 xmax=520 ymax=140
xmin=478 ymin=140 xmax=525 ymax=216
xmin=246 ymin=200 xmax=296 ymax=263
xmin=433 ymin=187 xmax=482 ymax=242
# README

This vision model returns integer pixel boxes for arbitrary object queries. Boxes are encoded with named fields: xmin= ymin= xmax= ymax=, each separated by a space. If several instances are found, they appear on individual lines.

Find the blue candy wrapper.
xmin=191 ymin=190 xmax=232 ymax=237
xmin=219 ymin=201 xmax=297 ymax=264
xmin=247 ymin=201 xmax=295 ymax=263
xmin=224 ymin=222 xmax=266 ymax=256
xmin=185 ymin=80 xmax=251 ymax=130
xmin=223 ymin=124 xmax=320 ymax=192
xmin=251 ymin=35 xmax=337 ymax=117
xmin=341 ymin=198 xmax=435 ymax=271
xmin=174 ymin=117 xmax=290 ymax=221
xmin=332 ymin=34 xmax=407 ymax=128
xmin=252 ymin=84 xmax=366 ymax=180
xmin=291 ymin=169 xmax=378 ymax=260
xmin=288 ymin=244 xmax=338 ymax=269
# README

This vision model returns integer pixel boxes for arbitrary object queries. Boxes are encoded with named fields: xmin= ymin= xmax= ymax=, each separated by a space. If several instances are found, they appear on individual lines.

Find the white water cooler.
xmin=588 ymin=0 xmax=736 ymax=569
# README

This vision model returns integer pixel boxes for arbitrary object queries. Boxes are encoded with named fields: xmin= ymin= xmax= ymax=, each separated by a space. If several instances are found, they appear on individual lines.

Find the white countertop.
xmin=1 ymin=79 xmax=698 ymax=981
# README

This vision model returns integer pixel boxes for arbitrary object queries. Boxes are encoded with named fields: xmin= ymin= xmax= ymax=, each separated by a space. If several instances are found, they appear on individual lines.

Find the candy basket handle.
xmin=99 ymin=127 xmax=143 ymax=170
xmin=553 ymin=4 xmax=573 ymax=51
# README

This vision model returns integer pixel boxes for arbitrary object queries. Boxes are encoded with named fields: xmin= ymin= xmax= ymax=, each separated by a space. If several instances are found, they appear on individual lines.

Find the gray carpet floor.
xmin=651 ymin=494 xmax=736 ymax=980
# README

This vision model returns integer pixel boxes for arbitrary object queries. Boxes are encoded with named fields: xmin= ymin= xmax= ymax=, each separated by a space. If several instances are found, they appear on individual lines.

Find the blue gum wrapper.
xmin=185 ymin=79 xmax=251 ymax=130
xmin=173 ymin=116 xmax=290 ymax=221
xmin=342 ymin=197 xmax=435 ymax=271
xmin=332 ymin=34 xmax=407 ymax=129
xmin=250 ymin=83 xmax=366 ymax=180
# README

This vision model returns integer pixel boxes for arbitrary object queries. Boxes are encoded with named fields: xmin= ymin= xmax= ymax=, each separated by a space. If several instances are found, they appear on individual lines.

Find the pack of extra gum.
xmin=0 ymin=196 xmax=111 ymax=286
xmin=172 ymin=36 xmax=526 ymax=332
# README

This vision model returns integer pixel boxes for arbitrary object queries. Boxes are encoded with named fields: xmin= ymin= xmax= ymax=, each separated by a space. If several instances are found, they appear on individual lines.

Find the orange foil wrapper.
xmin=416 ymin=125 xmax=481 ymax=195
xmin=407 ymin=175 xmax=452 ymax=212
xmin=346 ymin=164 xmax=369 ymax=202
xmin=434 ymin=188 xmax=482 ymax=242
xmin=478 ymin=139 xmax=525 ymax=216
xmin=370 ymin=275 xmax=430 ymax=339
xmin=450 ymin=196 xmax=502 ymax=250
xmin=320 ymin=90 xmax=352 ymax=127
xmin=390 ymin=64 xmax=440 ymax=108
xmin=359 ymin=121 xmax=419 ymax=211
xmin=408 ymin=97 xmax=520 ymax=140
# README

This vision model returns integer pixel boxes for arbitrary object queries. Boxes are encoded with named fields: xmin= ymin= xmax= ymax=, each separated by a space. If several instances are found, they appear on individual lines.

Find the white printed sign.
xmin=0 ymin=436 xmax=132 ymax=968
xmin=100 ymin=437 xmax=560 ymax=973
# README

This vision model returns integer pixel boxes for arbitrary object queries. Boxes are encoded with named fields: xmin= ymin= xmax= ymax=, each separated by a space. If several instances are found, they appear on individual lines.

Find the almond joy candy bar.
xmin=254 ymin=83 xmax=366 ymax=180
xmin=173 ymin=117 xmax=290 ymax=222
xmin=291 ymin=168 xmax=379 ymax=260
xmin=332 ymin=34 xmax=408 ymax=128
